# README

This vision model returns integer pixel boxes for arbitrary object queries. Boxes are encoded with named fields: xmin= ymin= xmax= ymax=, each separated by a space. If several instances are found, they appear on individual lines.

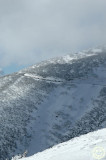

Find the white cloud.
xmin=0 ymin=0 xmax=106 ymax=67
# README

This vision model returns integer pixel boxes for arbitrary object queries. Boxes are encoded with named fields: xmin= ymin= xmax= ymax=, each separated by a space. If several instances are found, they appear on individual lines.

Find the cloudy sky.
xmin=0 ymin=0 xmax=106 ymax=74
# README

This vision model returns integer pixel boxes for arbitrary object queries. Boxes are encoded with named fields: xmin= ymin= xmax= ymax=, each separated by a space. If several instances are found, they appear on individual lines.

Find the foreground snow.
xmin=20 ymin=128 xmax=106 ymax=160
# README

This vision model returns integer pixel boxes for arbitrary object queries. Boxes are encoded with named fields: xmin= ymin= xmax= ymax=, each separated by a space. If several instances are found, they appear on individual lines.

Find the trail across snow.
xmin=24 ymin=73 xmax=63 ymax=83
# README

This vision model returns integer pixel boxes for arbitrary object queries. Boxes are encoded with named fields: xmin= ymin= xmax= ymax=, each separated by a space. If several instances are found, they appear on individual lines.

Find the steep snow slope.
xmin=0 ymin=47 xmax=106 ymax=159
xmin=20 ymin=128 xmax=106 ymax=160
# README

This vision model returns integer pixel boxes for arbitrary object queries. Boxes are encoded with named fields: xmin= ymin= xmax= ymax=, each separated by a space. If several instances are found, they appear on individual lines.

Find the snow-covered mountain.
xmin=19 ymin=128 xmax=106 ymax=160
xmin=0 ymin=47 xmax=106 ymax=159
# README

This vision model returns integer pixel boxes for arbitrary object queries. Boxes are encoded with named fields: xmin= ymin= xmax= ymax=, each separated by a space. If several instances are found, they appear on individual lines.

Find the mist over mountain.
xmin=0 ymin=47 xmax=106 ymax=159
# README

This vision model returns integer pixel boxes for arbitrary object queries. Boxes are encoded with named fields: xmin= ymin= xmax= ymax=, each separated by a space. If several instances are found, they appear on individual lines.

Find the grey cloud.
xmin=0 ymin=0 xmax=106 ymax=67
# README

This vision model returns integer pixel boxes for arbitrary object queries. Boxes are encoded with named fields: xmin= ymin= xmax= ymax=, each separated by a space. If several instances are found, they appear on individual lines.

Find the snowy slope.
xmin=0 ymin=47 xmax=106 ymax=159
xmin=20 ymin=128 xmax=106 ymax=160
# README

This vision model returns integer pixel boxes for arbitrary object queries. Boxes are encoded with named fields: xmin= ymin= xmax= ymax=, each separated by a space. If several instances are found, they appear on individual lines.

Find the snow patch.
xmin=92 ymin=49 xmax=102 ymax=53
